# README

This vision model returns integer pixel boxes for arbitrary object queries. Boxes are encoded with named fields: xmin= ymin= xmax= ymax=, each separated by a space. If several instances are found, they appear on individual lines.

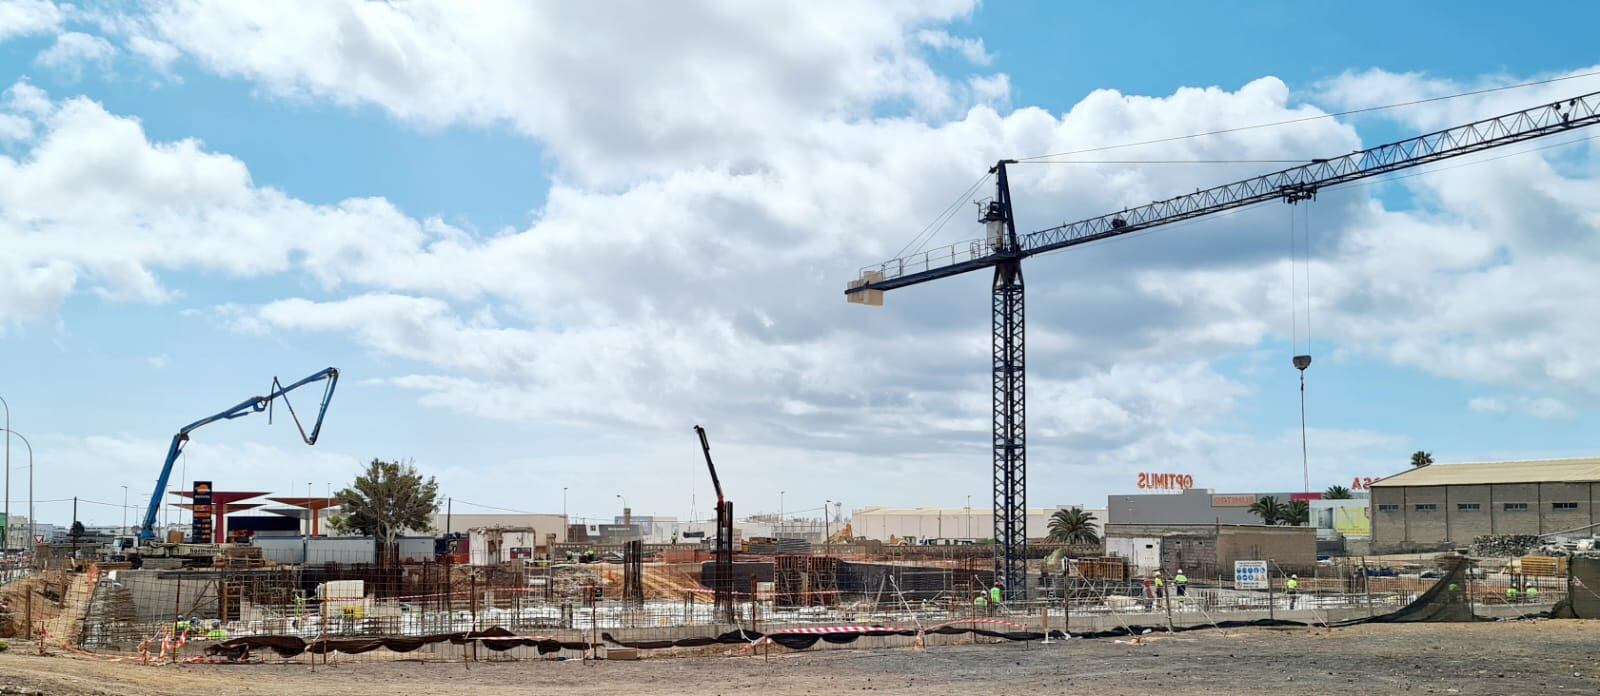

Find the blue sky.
xmin=3 ymin=2 xmax=1600 ymax=530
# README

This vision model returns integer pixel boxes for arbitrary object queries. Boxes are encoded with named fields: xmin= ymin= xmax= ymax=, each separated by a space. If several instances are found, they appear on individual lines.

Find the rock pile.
xmin=1470 ymin=534 xmax=1540 ymax=557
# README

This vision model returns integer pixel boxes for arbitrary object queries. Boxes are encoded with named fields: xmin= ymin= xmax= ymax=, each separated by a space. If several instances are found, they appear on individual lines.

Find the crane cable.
xmin=1289 ymin=201 xmax=1313 ymax=495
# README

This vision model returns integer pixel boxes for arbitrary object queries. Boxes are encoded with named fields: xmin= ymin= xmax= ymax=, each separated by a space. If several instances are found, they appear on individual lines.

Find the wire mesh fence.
xmin=26 ymin=552 xmax=1571 ymax=666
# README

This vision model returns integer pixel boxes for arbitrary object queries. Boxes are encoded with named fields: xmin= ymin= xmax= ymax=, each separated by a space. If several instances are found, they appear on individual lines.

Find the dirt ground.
xmin=0 ymin=621 xmax=1596 ymax=695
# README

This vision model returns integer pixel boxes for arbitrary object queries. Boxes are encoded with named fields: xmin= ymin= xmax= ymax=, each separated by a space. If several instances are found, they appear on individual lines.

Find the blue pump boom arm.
xmin=139 ymin=367 xmax=339 ymax=541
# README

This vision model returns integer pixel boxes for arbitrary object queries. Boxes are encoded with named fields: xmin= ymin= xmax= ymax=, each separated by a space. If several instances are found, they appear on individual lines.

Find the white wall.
xmin=850 ymin=507 xmax=1106 ymax=542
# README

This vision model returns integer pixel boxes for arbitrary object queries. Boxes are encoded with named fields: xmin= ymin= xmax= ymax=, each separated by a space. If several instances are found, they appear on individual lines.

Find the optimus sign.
xmin=1137 ymin=472 xmax=1195 ymax=490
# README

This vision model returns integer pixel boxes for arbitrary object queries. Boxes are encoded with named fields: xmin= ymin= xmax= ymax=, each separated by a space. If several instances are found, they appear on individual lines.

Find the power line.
xmin=1016 ymin=68 xmax=1600 ymax=162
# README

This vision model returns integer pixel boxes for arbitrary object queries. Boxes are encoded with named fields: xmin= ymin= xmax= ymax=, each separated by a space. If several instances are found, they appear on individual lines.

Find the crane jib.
xmin=846 ymin=90 xmax=1600 ymax=295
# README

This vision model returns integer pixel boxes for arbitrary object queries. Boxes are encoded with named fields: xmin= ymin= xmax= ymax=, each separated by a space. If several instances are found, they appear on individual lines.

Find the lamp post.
xmin=616 ymin=494 xmax=628 ymax=527
xmin=966 ymin=495 xmax=972 ymax=539
xmin=824 ymin=499 xmax=832 ymax=545
xmin=563 ymin=487 xmax=568 ymax=526
xmin=1 ymin=429 xmax=31 ymax=553
xmin=0 ymin=395 xmax=9 ymax=553
xmin=121 ymin=485 xmax=129 ymax=536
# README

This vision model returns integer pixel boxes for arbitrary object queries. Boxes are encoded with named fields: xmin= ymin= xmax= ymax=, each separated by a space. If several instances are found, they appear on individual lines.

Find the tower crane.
xmin=846 ymin=90 xmax=1600 ymax=600
xmin=138 ymin=367 xmax=340 ymax=542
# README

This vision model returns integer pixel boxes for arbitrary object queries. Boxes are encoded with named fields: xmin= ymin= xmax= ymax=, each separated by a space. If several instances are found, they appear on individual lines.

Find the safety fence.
xmin=33 ymin=554 xmax=1572 ymax=666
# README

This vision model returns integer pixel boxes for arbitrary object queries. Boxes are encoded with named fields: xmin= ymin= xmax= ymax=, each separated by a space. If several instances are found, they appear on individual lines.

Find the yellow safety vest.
xmin=988 ymin=587 xmax=1002 ymax=603
xmin=1286 ymin=579 xmax=1298 ymax=591
xmin=1174 ymin=574 xmax=1187 ymax=585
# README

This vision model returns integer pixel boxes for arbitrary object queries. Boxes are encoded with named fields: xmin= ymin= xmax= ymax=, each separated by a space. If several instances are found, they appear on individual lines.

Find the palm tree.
xmin=1047 ymin=507 xmax=1100 ymax=545
xmin=1248 ymin=496 xmax=1284 ymax=525
xmin=1283 ymin=499 xmax=1310 ymax=526
xmin=1410 ymin=451 xmax=1434 ymax=468
xmin=1323 ymin=485 xmax=1353 ymax=500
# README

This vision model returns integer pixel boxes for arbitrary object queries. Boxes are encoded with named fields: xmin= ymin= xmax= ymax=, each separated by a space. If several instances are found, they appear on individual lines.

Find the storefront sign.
xmin=1211 ymin=494 xmax=1258 ymax=507
xmin=1290 ymin=493 xmax=1323 ymax=502
xmin=1351 ymin=476 xmax=1381 ymax=490
xmin=191 ymin=481 xmax=213 ymax=543
xmin=1137 ymin=472 xmax=1195 ymax=490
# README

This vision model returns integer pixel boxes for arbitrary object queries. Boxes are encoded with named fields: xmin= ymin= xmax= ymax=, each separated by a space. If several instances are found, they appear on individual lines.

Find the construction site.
xmin=12 ymin=5 xmax=1600 ymax=696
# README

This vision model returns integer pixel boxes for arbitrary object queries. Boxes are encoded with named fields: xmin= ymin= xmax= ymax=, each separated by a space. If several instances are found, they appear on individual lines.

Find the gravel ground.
xmin=0 ymin=621 xmax=1596 ymax=695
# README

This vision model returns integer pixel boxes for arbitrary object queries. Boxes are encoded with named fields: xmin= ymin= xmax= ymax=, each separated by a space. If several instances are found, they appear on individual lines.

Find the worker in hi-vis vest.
xmin=1285 ymin=574 xmax=1300 ymax=609
xmin=1526 ymin=585 xmax=1539 ymax=602
xmin=1174 ymin=569 xmax=1188 ymax=597
xmin=1506 ymin=586 xmax=1520 ymax=604
xmin=1152 ymin=571 xmax=1165 ymax=598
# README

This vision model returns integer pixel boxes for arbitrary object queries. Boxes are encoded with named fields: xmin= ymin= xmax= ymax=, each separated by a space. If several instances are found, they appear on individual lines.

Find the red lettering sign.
xmin=1351 ymin=476 xmax=1379 ymax=490
xmin=1137 ymin=473 xmax=1195 ymax=490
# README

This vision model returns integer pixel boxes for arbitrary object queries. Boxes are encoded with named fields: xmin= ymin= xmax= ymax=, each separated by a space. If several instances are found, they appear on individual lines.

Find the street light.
xmin=563 ymin=487 xmax=568 ymax=525
xmin=1 ymin=429 xmax=31 ymax=553
xmin=0 ymin=395 xmax=9 ymax=553
xmin=824 ymin=499 xmax=832 ymax=544
xmin=121 ymin=485 xmax=129 ymax=537
xmin=616 ymin=494 xmax=628 ymax=525
xmin=778 ymin=490 xmax=785 ymax=540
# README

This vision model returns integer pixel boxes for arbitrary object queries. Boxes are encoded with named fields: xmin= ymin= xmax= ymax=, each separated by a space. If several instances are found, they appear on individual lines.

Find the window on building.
xmin=1377 ymin=504 xmax=1400 ymax=512
xmin=1414 ymin=503 xmax=1437 ymax=512
xmin=1456 ymin=503 xmax=1480 ymax=511
xmin=1503 ymin=502 xmax=1529 ymax=511
xmin=1553 ymin=502 xmax=1579 ymax=510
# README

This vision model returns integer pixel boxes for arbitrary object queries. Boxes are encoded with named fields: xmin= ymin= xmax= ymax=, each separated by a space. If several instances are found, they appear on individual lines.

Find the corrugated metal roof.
xmin=1370 ymin=457 xmax=1600 ymax=487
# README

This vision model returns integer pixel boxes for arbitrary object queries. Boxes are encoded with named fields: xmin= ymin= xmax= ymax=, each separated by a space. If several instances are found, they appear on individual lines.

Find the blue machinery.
xmin=138 ymin=367 xmax=340 ymax=541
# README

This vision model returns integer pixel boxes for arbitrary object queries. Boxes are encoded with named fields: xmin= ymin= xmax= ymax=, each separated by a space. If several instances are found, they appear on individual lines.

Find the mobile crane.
xmin=694 ymin=425 xmax=735 ymax=622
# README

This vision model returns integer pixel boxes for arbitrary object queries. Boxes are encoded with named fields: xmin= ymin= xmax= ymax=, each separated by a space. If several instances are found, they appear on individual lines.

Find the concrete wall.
xmin=1490 ymin=483 xmax=1540 ymax=536
xmin=1403 ymin=486 xmax=1448 ymax=544
xmin=1374 ymin=480 xmax=1600 ymax=553
xmin=1540 ymin=483 xmax=1590 ymax=534
xmin=1446 ymin=485 xmax=1492 ymax=539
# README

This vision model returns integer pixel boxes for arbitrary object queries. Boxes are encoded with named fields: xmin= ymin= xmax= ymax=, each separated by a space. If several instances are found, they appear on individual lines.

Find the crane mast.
xmin=846 ymin=90 xmax=1600 ymax=601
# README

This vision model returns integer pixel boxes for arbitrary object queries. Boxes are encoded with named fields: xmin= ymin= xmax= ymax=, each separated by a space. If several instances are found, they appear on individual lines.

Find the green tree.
xmin=1248 ymin=496 xmax=1285 ymax=525
xmin=330 ymin=459 xmax=440 ymax=563
xmin=1410 ymin=451 xmax=1434 ymax=468
xmin=1046 ymin=507 xmax=1100 ymax=545
xmin=1283 ymin=499 xmax=1311 ymax=526
xmin=69 ymin=521 xmax=85 ymax=538
xmin=1322 ymin=485 xmax=1353 ymax=500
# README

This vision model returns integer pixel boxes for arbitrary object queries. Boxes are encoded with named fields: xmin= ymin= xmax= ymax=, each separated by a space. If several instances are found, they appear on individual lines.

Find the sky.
xmin=4 ymin=1 xmax=1600 ymax=531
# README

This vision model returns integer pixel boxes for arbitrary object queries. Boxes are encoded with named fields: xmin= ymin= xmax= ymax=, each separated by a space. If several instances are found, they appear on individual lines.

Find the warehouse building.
xmin=1370 ymin=457 xmax=1600 ymax=553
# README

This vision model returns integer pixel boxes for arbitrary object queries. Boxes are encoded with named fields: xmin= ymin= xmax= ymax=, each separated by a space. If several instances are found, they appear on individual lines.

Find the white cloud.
xmin=915 ymin=29 xmax=993 ymax=65
xmin=1469 ymin=395 xmax=1573 ymax=420
xmin=132 ymin=0 xmax=986 ymax=186
xmin=126 ymin=35 xmax=180 ymax=75
xmin=0 ymin=0 xmax=61 ymax=41
xmin=34 ymin=31 xmax=117 ymax=81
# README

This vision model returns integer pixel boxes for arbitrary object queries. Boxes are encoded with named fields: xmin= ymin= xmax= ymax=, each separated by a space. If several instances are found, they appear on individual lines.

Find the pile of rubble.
xmin=1471 ymin=534 xmax=1541 ymax=557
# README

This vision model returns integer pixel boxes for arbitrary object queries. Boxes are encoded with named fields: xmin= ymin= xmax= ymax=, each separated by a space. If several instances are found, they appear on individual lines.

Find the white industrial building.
xmin=850 ymin=506 xmax=1105 ymax=543
xmin=432 ymin=513 xmax=567 ymax=542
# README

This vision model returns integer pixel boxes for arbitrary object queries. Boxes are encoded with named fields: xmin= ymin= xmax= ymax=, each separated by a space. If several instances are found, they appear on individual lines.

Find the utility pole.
xmin=121 ymin=485 xmax=128 ymax=537
xmin=824 ymin=499 xmax=832 ymax=544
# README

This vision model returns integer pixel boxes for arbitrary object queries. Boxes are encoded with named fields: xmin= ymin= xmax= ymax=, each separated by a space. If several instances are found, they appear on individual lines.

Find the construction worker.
xmin=1526 ymin=585 xmax=1539 ymax=603
xmin=1506 ymin=585 xmax=1520 ymax=604
xmin=205 ymin=619 xmax=227 ymax=641
xmin=1285 ymin=574 xmax=1300 ymax=610
xmin=1141 ymin=576 xmax=1155 ymax=611
xmin=988 ymin=583 xmax=1002 ymax=607
xmin=1152 ymin=571 xmax=1165 ymax=599
xmin=174 ymin=614 xmax=191 ymax=638
xmin=974 ymin=591 xmax=989 ymax=616
xmin=1174 ymin=569 xmax=1188 ymax=598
